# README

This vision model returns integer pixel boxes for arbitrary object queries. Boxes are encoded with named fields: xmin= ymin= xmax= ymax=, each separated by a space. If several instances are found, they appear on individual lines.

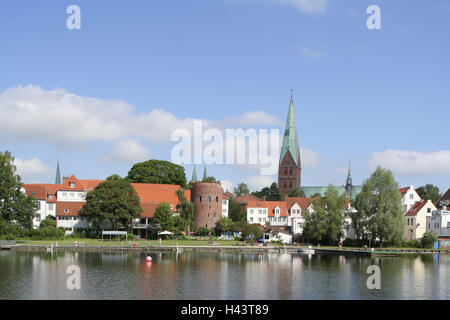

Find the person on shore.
xmin=158 ymin=238 xmax=162 ymax=245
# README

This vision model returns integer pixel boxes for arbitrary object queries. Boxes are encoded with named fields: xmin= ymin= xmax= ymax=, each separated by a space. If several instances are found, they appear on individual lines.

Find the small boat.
xmin=298 ymin=246 xmax=315 ymax=254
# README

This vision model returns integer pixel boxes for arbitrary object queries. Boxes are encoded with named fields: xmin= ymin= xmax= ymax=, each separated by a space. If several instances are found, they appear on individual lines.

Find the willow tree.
xmin=175 ymin=188 xmax=194 ymax=233
xmin=354 ymin=167 xmax=403 ymax=246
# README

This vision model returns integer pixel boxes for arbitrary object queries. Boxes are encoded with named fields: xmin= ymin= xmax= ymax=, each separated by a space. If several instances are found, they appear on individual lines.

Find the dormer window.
xmin=64 ymin=209 xmax=69 ymax=213
xmin=70 ymin=182 xmax=75 ymax=189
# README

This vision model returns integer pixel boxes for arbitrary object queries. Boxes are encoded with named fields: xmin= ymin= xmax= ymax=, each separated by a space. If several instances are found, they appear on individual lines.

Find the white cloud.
xmin=269 ymin=0 xmax=329 ymax=14
xmin=301 ymin=147 xmax=321 ymax=169
xmin=226 ymin=0 xmax=329 ymax=14
xmin=368 ymin=149 xmax=450 ymax=176
xmin=99 ymin=139 xmax=151 ymax=164
xmin=244 ymin=175 xmax=276 ymax=191
xmin=224 ymin=111 xmax=282 ymax=127
xmin=220 ymin=180 xmax=234 ymax=193
xmin=14 ymin=157 xmax=53 ymax=179
xmin=0 ymin=85 xmax=281 ymax=148
xmin=300 ymin=47 xmax=323 ymax=58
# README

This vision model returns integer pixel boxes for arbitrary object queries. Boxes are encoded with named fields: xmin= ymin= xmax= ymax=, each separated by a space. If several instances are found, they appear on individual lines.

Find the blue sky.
xmin=1 ymin=0 xmax=449 ymax=193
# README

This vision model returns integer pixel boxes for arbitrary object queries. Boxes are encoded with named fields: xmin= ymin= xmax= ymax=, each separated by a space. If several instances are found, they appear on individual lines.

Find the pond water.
xmin=0 ymin=251 xmax=448 ymax=300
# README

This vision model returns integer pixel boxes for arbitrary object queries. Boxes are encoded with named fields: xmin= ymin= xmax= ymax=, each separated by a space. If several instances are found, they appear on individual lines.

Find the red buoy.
xmin=146 ymin=256 xmax=152 ymax=263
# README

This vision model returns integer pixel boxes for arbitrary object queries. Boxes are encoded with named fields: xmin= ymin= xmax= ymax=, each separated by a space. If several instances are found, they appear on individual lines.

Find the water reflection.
xmin=0 ymin=251 xmax=448 ymax=300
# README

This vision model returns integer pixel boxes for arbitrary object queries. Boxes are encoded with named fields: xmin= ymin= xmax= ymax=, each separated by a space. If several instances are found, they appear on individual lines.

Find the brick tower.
xmin=278 ymin=91 xmax=301 ymax=195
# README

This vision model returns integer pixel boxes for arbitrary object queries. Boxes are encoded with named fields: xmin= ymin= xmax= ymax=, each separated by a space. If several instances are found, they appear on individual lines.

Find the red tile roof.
xmin=59 ymin=175 xmax=86 ymax=191
xmin=436 ymin=188 xmax=450 ymax=209
xmin=22 ymin=184 xmax=47 ymax=200
xmin=56 ymin=202 xmax=86 ymax=217
xmin=234 ymin=194 xmax=261 ymax=203
xmin=399 ymin=187 xmax=410 ymax=195
xmin=405 ymin=199 xmax=427 ymax=216
xmin=285 ymin=197 xmax=314 ymax=212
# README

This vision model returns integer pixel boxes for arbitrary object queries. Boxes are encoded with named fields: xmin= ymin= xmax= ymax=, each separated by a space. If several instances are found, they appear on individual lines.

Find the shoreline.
xmin=3 ymin=244 xmax=449 ymax=255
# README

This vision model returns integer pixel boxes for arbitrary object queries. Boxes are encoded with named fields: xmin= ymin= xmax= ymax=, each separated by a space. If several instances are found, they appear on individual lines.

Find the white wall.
xmin=247 ymin=207 xmax=268 ymax=225
xmin=57 ymin=190 xmax=87 ymax=202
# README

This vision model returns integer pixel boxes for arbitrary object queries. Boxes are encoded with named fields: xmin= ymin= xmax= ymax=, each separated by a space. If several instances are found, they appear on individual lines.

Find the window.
xmin=250 ymin=217 xmax=254 ymax=222
xmin=48 ymin=194 xmax=54 ymax=200
xmin=250 ymin=209 xmax=254 ymax=214
xmin=208 ymin=196 xmax=211 ymax=203
xmin=199 ymin=196 xmax=202 ymax=202
xmin=428 ymin=223 xmax=430 ymax=229
xmin=214 ymin=212 xmax=216 ymax=217
xmin=36 ymin=201 xmax=41 ymax=210
xmin=410 ymin=194 xmax=413 ymax=200
xmin=216 ymin=196 xmax=219 ymax=202
xmin=223 ymin=209 xmax=226 ymax=213
xmin=284 ymin=168 xmax=287 ymax=175
xmin=62 ymin=193 xmax=67 ymax=198
xmin=258 ymin=218 xmax=261 ymax=222
xmin=258 ymin=209 xmax=262 ymax=214
xmin=36 ymin=214 xmax=41 ymax=222
xmin=48 ymin=203 xmax=54 ymax=210
xmin=70 ymin=193 xmax=75 ymax=198
xmin=427 ymin=208 xmax=431 ymax=213
xmin=289 ymin=167 xmax=292 ymax=176
xmin=223 ymin=200 xmax=227 ymax=205
xmin=64 ymin=209 xmax=69 ymax=213
xmin=70 ymin=183 xmax=75 ymax=189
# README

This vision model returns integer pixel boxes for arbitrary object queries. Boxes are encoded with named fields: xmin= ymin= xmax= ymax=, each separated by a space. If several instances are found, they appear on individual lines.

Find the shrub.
xmin=119 ymin=233 xmax=135 ymax=241
xmin=195 ymin=227 xmax=210 ymax=236
xmin=421 ymin=232 xmax=438 ymax=249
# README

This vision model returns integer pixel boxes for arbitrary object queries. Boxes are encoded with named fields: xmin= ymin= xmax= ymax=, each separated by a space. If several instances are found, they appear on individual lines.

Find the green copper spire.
xmin=345 ymin=157 xmax=353 ymax=197
xmin=279 ymin=91 xmax=301 ymax=165
xmin=192 ymin=165 xmax=198 ymax=182
xmin=55 ymin=159 xmax=61 ymax=184
xmin=202 ymin=166 xmax=208 ymax=181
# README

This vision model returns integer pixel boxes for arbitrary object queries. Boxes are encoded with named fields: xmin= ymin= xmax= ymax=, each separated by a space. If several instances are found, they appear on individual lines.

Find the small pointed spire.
xmin=192 ymin=165 xmax=198 ymax=183
xmin=202 ymin=166 xmax=208 ymax=181
xmin=55 ymin=159 xmax=61 ymax=184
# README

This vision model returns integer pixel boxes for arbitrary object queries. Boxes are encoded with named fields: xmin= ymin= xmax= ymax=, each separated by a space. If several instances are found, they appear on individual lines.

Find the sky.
xmin=0 ymin=0 xmax=449 ymax=193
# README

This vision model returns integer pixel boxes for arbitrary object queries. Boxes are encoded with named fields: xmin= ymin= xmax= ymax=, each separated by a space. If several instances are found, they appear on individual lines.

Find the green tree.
xmin=421 ymin=231 xmax=438 ymax=249
xmin=152 ymin=202 xmax=173 ymax=232
xmin=302 ymin=185 xmax=346 ymax=244
xmin=228 ymin=199 xmax=246 ymax=222
xmin=242 ymin=223 xmax=263 ymax=241
xmin=175 ymin=188 xmax=194 ymax=233
xmin=202 ymin=176 xmax=217 ymax=183
xmin=252 ymin=187 xmax=270 ymax=200
xmin=82 ymin=175 xmax=142 ymax=231
xmin=39 ymin=216 xmax=56 ymax=229
xmin=0 ymin=151 xmax=37 ymax=230
xmin=214 ymin=217 xmax=234 ymax=236
xmin=127 ymin=160 xmax=187 ymax=187
xmin=416 ymin=184 xmax=441 ymax=204
xmin=267 ymin=183 xmax=283 ymax=201
xmin=234 ymin=183 xmax=250 ymax=197
xmin=289 ymin=188 xmax=306 ymax=198
xmin=354 ymin=167 xmax=404 ymax=246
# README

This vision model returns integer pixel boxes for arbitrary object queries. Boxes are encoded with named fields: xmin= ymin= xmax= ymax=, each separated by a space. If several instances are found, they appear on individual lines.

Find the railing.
xmin=132 ymin=223 xmax=150 ymax=229
xmin=0 ymin=240 xmax=16 ymax=246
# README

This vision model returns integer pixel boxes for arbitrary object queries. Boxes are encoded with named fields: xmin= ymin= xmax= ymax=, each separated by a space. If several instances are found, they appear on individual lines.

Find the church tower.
xmin=278 ymin=91 xmax=301 ymax=195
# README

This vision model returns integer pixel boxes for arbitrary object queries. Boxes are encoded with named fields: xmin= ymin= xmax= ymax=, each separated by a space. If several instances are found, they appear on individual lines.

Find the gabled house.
xmin=399 ymin=185 xmax=421 ymax=213
xmin=404 ymin=199 xmax=437 ymax=240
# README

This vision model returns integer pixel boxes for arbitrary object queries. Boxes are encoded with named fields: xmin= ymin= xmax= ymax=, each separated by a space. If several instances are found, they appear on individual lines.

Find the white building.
xmin=222 ymin=194 xmax=229 ymax=218
xmin=285 ymin=197 xmax=314 ymax=235
xmin=399 ymin=185 xmax=421 ymax=214
xmin=245 ymin=200 xmax=269 ymax=225
xmin=426 ymin=209 xmax=450 ymax=237
xmin=404 ymin=199 xmax=437 ymax=240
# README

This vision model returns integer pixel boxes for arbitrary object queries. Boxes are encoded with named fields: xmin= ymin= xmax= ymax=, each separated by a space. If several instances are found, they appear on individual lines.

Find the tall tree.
xmin=228 ymin=199 xmax=246 ymax=222
xmin=234 ymin=183 xmax=250 ymax=197
xmin=127 ymin=160 xmax=187 ymax=188
xmin=267 ymin=182 xmax=283 ymax=201
xmin=354 ymin=167 xmax=403 ymax=246
xmin=302 ymin=185 xmax=346 ymax=244
xmin=152 ymin=202 xmax=173 ymax=232
xmin=416 ymin=184 xmax=441 ymax=204
xmin=0 ymin=151 xmax=37 ymax=229
xmin=252 ymin=187 xmax=270 ymax=200
xmin=176 ymin=188 xmax=194 ymax=233
xmin=82 ymin=175 xmax=142 ymax=231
